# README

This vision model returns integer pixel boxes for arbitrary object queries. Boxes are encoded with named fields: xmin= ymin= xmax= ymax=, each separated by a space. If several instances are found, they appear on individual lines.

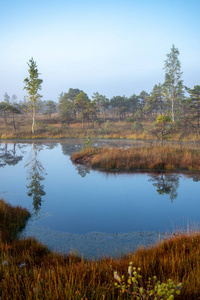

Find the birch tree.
xmin=23 ymin=58 xmax=43 ymax=133
xmin=163 ymin=45 xmax=184 ymax=123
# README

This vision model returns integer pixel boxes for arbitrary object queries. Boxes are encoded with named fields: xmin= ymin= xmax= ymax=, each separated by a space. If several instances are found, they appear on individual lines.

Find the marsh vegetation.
xmin=1 ymin=199 xmax=200 ymax=299
xmin=71 ymin=143 xmax=200 ymax=172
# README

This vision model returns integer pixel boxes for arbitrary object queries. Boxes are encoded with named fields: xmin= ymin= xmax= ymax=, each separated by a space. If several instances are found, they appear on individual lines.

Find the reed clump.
xmin=0 ymin=199 xmax=30 ymax=242
xmin=71 ymin=144 xmax=200 ymax=171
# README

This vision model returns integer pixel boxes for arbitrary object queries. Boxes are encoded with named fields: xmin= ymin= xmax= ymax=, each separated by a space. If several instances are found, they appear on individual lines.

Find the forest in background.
xmin=0 ymin=45 xmax=200 ymax=141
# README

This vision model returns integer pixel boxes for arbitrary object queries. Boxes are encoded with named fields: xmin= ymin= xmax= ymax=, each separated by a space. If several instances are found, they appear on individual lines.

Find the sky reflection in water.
xmin=0 ymin=140 xmax=199 ymax=257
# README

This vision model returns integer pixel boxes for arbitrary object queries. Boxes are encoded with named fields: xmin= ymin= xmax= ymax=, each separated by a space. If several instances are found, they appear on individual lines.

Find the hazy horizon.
xmin=1 ymin=0 xmax=200 ymax=102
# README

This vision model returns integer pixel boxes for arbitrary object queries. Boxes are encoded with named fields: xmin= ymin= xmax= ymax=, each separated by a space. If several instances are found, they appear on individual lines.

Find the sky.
xmin=0 ymin=0 xmax=200 ymax=102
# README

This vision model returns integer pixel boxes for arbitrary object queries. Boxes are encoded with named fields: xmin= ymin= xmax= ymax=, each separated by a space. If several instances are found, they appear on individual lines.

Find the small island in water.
xmin=71 ymin=143 xmax=200 ymax=172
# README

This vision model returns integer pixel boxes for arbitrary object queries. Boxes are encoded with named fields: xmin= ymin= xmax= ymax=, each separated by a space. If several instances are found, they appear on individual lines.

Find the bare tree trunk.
xmin=81 ymin=109 xmax=84 ymax=129
xmin=4 ymin=111 xmax=7 ymax=129
xmin=171 ymin=97 xmax=174 ymax=123
xmin=160 ymin=97 xmax=163 ymax=115
xmin=171 ymin=88 xmax=175 ymax=123
xmin=12 ymin=114 xmax=16 ymax=131
xmin=32 ymin=108 xmax=35 ymax=133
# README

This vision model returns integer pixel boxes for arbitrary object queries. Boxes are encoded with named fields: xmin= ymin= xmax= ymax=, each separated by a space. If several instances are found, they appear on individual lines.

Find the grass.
xmin=0 ymin=199 xmax=30 ymax=242
xmin=71 ymin=144 xmax=200 ymax=171
xmin=0 ymin=124 xmax=149 ymax=140
xmin=0 ymin=199 xmax=200 ymax=299
xmin=1 ymin=115 xmax=200 ymax=142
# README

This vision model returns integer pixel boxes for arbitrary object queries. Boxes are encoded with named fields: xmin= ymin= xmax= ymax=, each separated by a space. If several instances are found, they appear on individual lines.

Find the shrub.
xmin=132 ymin=121 xmax=144 ymax=132
xmin=126 ymin=117 xmax=135 ymax=123
xmin=114 ymin=262 xmax=182 ymax=299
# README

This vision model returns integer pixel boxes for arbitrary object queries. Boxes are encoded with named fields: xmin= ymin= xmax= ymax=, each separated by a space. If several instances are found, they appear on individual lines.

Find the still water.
xmin=0 ymin=140 xmax=200 ymax=258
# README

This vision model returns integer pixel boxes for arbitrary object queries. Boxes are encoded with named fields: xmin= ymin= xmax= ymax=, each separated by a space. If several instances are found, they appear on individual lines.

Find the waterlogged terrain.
xmin=0 ymin=140 xmax=200 ymax=258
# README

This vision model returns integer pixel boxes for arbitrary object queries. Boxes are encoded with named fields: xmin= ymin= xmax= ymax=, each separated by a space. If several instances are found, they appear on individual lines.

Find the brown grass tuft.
xmin=0 ymin=199 xmax=30 ymax=242
xmin=71 ymin=144 xmax=200 ymax=171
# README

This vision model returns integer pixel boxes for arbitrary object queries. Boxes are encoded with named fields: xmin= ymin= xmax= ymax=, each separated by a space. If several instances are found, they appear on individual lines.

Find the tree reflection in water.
xmin=186 ymin=174 xmax=200 ymax=182
xmin=149 ymin=173 xmax=180 ymax=202
xmin=25 ymin=143 xmax=46 ymax=213
xmin=76 ymin=165 xmax=90 ymax=177
xmin=0 ymin=142 xmax=23 ymax=167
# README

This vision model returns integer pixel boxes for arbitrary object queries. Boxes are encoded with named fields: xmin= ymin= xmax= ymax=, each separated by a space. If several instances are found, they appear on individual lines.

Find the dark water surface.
xmin=0 ymin=140 xmax=200 ymax=258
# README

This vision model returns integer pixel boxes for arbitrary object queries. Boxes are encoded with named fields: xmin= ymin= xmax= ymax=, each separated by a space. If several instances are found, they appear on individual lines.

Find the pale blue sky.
xmin=0 ymin=0 xmax=199 ymax=102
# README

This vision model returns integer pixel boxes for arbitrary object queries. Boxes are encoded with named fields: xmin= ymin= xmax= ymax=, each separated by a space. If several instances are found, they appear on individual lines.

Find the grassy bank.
xmin=0 ymin=124 xmax=152 ymax=140
xmin=0 ymin=199 xmax=200 ymax=299
xmin=71 ymin=144 xmax=200 ymax=171
xmin=1 ymin=118 xmax=200 ymax=142
xmin=0 ymin=199 xmax=30 ymax=242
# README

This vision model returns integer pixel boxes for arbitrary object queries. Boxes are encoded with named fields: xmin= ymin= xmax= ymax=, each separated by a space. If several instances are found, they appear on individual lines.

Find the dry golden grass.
xmin=0 ymin=113 xmax=199 ymax=141
xmin=0 ymin=199 xmax=30 ymax=243
xmin=1 ymin=114 xmax=200 ymax=142
xmin=71 ymin=144 xmax=200 ymax=171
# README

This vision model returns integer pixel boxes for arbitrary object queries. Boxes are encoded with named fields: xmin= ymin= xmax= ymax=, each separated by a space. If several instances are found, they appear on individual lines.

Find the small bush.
xmin=132 ymin=121 xmax=144 ymax=132
xmin=126 ymin=117 xmax=135 ymax=123
xmin=114 ymin=263 xmax=181 ymax=299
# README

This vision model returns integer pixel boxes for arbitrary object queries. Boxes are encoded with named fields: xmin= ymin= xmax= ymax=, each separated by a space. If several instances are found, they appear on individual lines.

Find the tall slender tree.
xmin=23 ymin=58 xmax=43 ymax=133
xmin=163 ymin=45 xmax=184 ymax=123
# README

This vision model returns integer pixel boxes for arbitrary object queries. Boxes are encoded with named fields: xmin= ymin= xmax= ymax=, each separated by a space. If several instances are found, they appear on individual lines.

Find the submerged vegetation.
xmin=71 ymin=144 xmax=200 ymax=172
xmin=0 ymin=199 xmax=200 ymax=299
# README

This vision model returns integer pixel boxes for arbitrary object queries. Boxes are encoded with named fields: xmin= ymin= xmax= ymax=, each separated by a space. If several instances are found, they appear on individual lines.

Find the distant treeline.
xmin=0 ymin=45 xmax=199 ymax=137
